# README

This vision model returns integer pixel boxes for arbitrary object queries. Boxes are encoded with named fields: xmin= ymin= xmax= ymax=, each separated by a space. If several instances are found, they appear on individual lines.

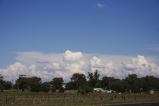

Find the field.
xmin=0 ymin=92 xmax=159 ymax=106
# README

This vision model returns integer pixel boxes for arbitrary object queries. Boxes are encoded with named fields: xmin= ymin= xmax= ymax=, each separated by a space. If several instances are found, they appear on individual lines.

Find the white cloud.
xmin=44 ymin=62 xmax=60 ymax=70
xmin=0 ymin=50 xmax=159 ymax=82
xmin=0 ymin=62 xmax=28 ymax=81
xmin=96 ymin=3 xmax=105 ymax=8
xmin=63 ymin=50 xmax=83 ymax=62
xmin=124 ymin=55 xmax=159 ymax=77
xmin=90 ymin=56 xmax=104 ymax=69
xmin=105 ymin=62 xmax=114 ymax=70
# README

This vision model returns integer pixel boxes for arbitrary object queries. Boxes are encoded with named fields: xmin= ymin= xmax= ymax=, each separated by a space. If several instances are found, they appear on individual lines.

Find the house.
xmin=149 ymin=89 xmax=154 ymax=94
xmin=93 ymin=88 xmax=106 ymax=93
xmin=105 ymin=90 xmax=116 ymax=94
xmin=93 ymin=88 xmax=116 ymax=93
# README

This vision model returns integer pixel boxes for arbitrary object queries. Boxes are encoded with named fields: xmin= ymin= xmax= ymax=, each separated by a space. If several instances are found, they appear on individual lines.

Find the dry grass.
xmin=0 ymin=91 xmax=159 ymax=106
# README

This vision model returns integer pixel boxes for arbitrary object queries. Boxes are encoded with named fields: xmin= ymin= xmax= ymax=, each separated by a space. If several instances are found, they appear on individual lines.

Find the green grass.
xmin=0 ymin=91 xmax=159 ymax=106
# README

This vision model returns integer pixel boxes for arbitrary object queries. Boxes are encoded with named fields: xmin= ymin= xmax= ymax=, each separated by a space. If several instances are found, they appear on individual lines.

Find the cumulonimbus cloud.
xmin=0 ymin=50 xmax=159 ymax=82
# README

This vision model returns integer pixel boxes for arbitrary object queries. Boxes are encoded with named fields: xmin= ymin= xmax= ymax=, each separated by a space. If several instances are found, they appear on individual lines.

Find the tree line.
xmin=0 ymin=70 xmax=159 ymax=94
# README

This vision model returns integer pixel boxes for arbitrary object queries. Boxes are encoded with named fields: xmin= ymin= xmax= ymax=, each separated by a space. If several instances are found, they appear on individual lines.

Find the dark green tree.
xmin=29 ymin=76 xmax=41 ymax=92
xmin=101 ymin=76 xmax=109 ymax=89
xmin=51 ymin=77 xmax=64 ymax=92
xmin=88 ymin=70 xmax=100 ymax=88
xmin=0 ymin=74 xmax=4 ymax=91
xmin=40 ymin=82 xmax=50 ymax=92
xmin=15 ymin=75 xmax=41 ymax=92
xmin=15 ymin=75 xmax=29 ymax=91
xmin=125 ymin=74 xmax=138 ymax=93
xmin=65 ymin=81 xmax=76 ymax=90
xmin=71 ymin=73 xmax=86 ymax=89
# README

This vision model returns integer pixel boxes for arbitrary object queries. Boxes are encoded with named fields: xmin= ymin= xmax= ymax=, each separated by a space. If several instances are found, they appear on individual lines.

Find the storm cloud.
xmin=0 ymin=50 xmax=159 ymax=82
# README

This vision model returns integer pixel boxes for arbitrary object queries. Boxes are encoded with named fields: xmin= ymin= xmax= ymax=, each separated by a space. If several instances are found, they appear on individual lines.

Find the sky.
xmin=0 ymin=0 xmax=159 ymax=81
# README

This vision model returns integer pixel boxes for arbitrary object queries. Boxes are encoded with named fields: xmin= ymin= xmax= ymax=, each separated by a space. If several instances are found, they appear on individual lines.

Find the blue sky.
xmin=0 ymin=0 xmax=159 ymax=67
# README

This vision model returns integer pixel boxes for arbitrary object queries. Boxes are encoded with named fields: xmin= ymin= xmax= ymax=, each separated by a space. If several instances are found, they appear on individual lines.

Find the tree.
xmin=65 ymin=81 xmax=76 ymax=90
xmin=15 ymin=75 xmax=41 ymax=92
xmin=71 ymin=73 xmax=86 ymax=89
xmin=141 ymin=76 xmax=159 ymax=91
xmin=40 ymin=82 xmax=50 ymax=92
xmin=101 ymin=76 xmax=109 ymax=89
xmin=125 ymin=74 xmax=138 ymax=93
xmin=65 ymin=73 xmax=92 ymax=94
xmin=88 ymin=70 xmax=100 ymax=88
xmin=0 ymin=74 xmax=12 ymax=91
xmin=3 ymin=81 xmax=12 ymax=90
xmin=0 ymin=74 xmax=3 ymax=80
xmin=15 ymin=75 xmax=29 ymax=91
xmin=51 ymin=77 xmax=63 ymax=91
xmin=29 ymin=76 xmax=41 ymax=92
xmin=105 ymin=77 xmax=117 ymax=90
xmin=0 ymin=74 xmax=4 ymax=91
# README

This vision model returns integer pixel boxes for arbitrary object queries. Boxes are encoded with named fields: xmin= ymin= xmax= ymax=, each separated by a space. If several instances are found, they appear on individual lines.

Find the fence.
xmin=0 ymin=92 xmax=159 ymax=106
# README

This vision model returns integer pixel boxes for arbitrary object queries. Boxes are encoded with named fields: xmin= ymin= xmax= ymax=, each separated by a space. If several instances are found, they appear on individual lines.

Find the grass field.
xmin=0 ymin=92 xmax=159 ymax=106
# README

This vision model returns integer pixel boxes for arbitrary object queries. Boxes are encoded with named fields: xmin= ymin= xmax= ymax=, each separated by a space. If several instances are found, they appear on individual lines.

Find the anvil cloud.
xmin=0 ymin=50 xmax=159 ymax=82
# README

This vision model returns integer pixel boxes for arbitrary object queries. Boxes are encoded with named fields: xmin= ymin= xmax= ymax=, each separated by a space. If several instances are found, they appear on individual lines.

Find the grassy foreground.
xmin=0 ymin=92 xmax=159 ymax=106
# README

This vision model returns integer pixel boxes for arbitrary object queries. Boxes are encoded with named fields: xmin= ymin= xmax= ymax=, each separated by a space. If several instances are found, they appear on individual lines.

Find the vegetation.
xmin=0 ymin=74 xmax=12 ymax=92
xmin=1 ymin=71 xmax=159 ymax=106
xmin=0 ymin=92 xmax=159 ymax=106
xmin=1 ymin=70 xmax=159 ymax=93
